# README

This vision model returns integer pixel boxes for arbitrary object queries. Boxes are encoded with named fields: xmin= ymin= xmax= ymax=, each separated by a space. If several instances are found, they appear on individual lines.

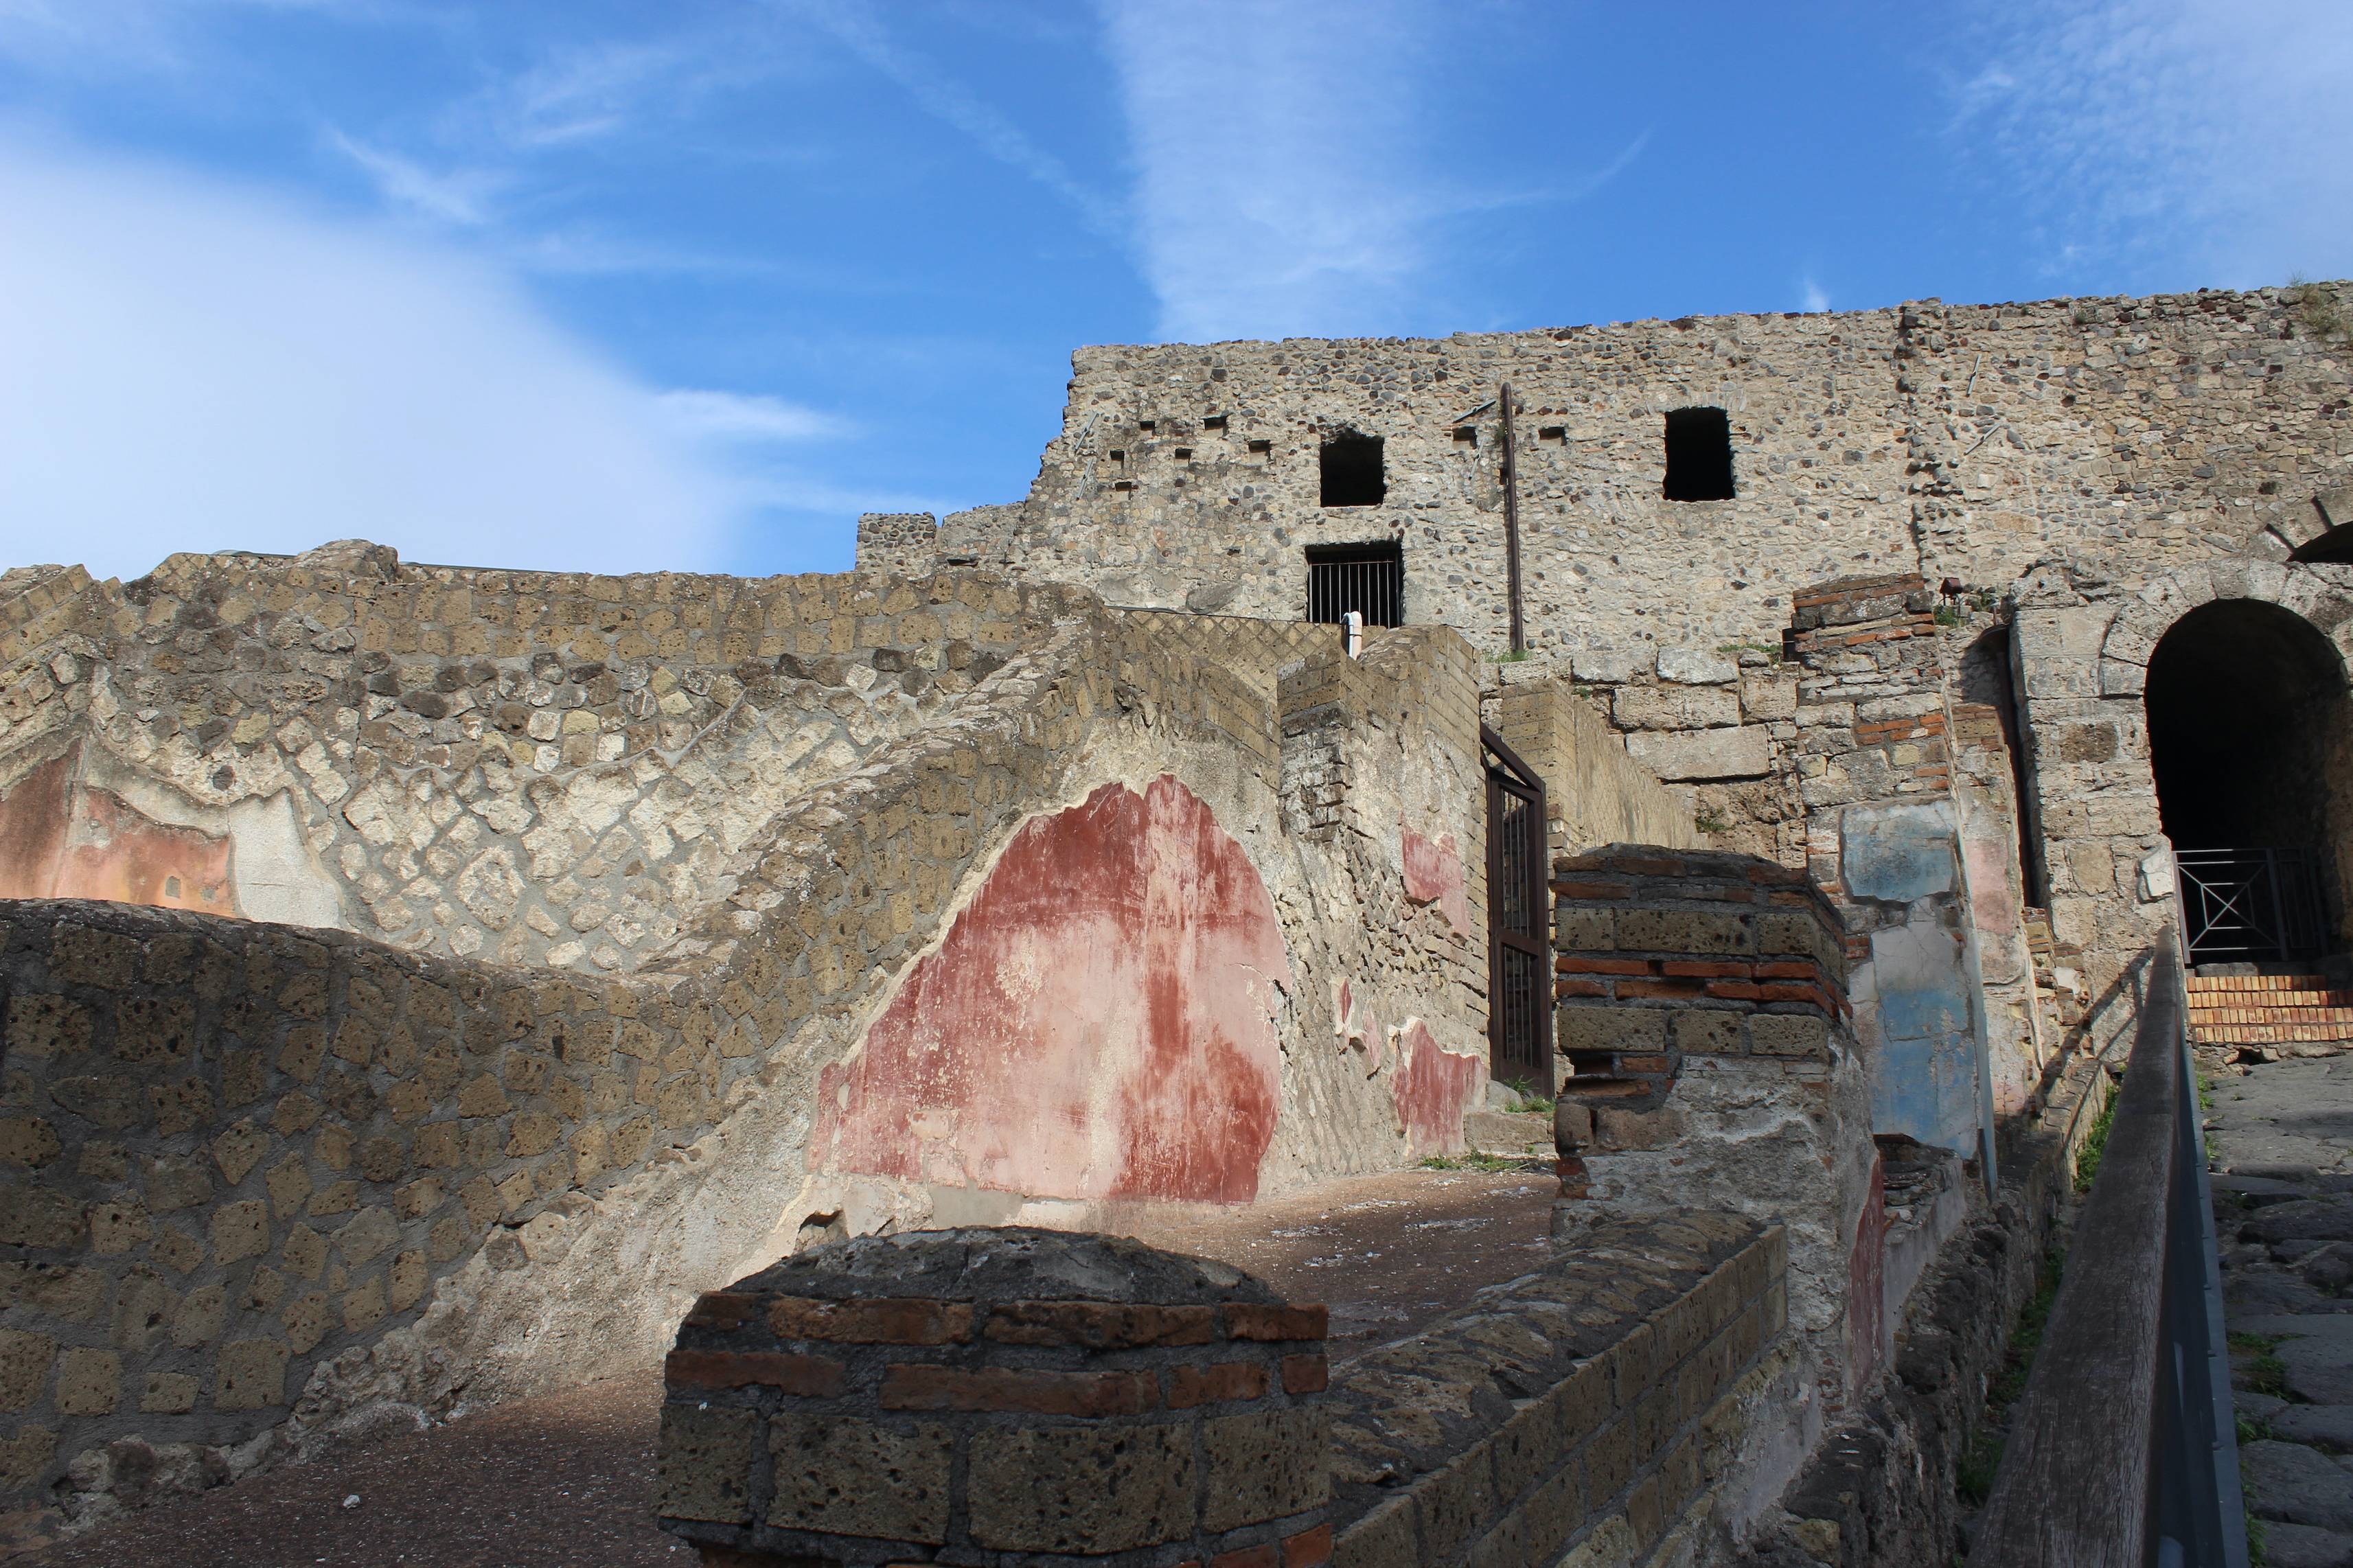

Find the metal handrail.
xmin=1969 ymin=930 xmax=2247 ymax=1567
xmin=2174 ymin=846 xmax=2327 ymax=964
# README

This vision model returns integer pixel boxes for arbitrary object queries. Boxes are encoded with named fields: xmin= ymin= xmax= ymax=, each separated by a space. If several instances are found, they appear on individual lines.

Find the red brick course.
xmin=878 ymin=1364 xmax=1160 ymax=1416
xmin=662 ymin=1348 xmax=845 ymax=1398
xmin=766 ymin=1295 xmax=975 ymax=1344
xmin=984 ymin=1301 xmax=1219 ymax=1348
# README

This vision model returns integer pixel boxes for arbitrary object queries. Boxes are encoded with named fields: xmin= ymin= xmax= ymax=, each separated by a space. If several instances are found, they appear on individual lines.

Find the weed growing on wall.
xmin=1956 ymin=1250 xmax=2064 ymax=1506
xmin=2074 ymin=1079 xmax=2121 ymax=1194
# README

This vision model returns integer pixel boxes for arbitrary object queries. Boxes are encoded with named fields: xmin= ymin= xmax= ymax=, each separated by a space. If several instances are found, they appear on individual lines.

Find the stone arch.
xmin=2102 ymin=559 xmax=2353 ymax=954
xmin=2096 ymin=557 xmax=2353 ymax=698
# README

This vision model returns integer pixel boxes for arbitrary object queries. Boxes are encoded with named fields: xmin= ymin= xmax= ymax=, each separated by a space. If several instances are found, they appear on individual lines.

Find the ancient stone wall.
xmin=1489 ymin=676 xmax=1701 ymax=857
xmin=0 ymin=552 xmax=1512 ymax=1541
xmin=1327 ymin=1213 xmax=1793 ymax=1568
xmin=1546 ymin=846 xmax=1873 ymax=1420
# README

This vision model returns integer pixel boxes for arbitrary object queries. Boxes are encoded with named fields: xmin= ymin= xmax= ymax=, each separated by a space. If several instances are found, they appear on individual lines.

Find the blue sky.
xmin=2 ymin=1 xmax=2348 ymax=581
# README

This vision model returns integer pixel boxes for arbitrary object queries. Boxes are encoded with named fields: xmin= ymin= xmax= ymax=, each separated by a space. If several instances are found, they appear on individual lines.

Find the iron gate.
xmin=2175 ymin=847 xmax=2328 ymax=965
xmin=1484 ymin=726 xmax=1552 ymax=1095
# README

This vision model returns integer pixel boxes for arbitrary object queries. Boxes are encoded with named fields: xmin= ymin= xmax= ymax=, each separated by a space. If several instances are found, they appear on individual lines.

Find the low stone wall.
xmin=1327 ymin=1213 xmax=1793 ymax=1568
xmin=648 ymin=1214 xmax=1795 ymax=1568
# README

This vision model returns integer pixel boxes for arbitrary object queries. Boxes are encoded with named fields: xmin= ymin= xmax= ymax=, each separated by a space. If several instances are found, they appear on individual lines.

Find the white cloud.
xmin=657 ymin=389 xmax=851 ymax=444
xmin=1800 ymin=277 xmax=1830 ymax=314
xmin=0 ymin=136 xmax=750 ymax=581
xmin=1956 ymin=0 xmax=2353 ymax=286
xmin=1095 ymin=0 xmax=1441 ymax=343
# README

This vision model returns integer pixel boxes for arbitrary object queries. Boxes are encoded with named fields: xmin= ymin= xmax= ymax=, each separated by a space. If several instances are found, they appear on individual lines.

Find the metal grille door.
xmin=1484 ymin=727 xmax=1552 ymax=1094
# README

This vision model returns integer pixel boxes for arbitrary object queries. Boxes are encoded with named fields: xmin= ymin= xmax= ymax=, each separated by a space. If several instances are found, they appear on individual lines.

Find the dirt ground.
xmin=19 ymin=1165 xmax=1556 ymax=1568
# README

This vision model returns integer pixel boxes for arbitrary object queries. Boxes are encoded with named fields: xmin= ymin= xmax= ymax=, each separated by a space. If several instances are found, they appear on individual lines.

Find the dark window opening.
xmin=1538 ymin=426 xmax=1566 ymax=442
xmin=1662 ymin=406 xmax=1735 ymax=501
xmin=1307 ymin=541 xmax=1403 ymax=627
xmin=1204 ymin=414 xmax=1228 ymax=430
xmin=1247 ymin=439 xmax=1271 ymax=454
xmin=1138 ymin=419 xmax=1156 ymax=432
xmin=1173 ymin=448 xmax=1192 ymax=461
xmin=1453 ymin=427 xmax=1479 ymax=446
xmin=1320 ymin=432 xmax=1387 ymax=507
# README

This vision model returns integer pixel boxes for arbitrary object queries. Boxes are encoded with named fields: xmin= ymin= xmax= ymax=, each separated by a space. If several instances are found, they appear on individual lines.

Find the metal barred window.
xmin=1305 ymin=542 xmax=1403 ymax=629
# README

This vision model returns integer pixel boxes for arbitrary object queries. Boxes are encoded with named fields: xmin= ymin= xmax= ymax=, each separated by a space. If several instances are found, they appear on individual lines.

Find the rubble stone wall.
xmin=0 ymin=555 xmax=1510 ymax=1539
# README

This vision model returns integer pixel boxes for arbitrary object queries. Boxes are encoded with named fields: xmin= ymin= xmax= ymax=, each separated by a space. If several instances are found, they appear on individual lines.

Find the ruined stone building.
xmin=0 ymin=279 xmax=2346 ymax=1565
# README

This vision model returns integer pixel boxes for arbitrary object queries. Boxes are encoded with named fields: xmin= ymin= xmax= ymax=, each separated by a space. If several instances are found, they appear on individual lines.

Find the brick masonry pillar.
xmin=1550 ymin=846 xmax=1850 ymax=1191
xmin=654 ymin=1227 xmax=1331 ymax=1567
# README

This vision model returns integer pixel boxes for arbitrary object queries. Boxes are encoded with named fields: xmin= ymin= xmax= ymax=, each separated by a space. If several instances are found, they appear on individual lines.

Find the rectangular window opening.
xmin=1138 ymin=419 xmax=1156 ymax=433
xmin=1319 ymin=432 xmax=1387 ymax=507
xmin=1247 ymin=438 xmax=1272 ymax=454
xmin=1204 ymin=415 xmax=1228 ymax=431
xmin=1453 ymin=427 xmax=1479 ymax=447
xmin=1306 ymin=541 xmax=1404 ymax=628
xmin=1663 ymin=406 xmax=1736 ymax=501
xmin=1539 ymin=426 xmax=1567 ymax=442
xmin=1173 ymin=448 xmax=1193 ymax=461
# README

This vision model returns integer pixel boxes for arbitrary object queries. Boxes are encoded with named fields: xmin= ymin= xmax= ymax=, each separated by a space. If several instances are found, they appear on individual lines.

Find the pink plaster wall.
xmin=0 ymin=749 xmax=240 ymax=916
xmin=811 ymin=776 xmax=1291 ymax=1204
xmin=1401 ymin=825 xmax=1470 ymax=932
xmin=1390 ymin=1019 xmax=1482 ymax=1157
xmin=1846 ymin=1153 xmax=1889 ymax=1398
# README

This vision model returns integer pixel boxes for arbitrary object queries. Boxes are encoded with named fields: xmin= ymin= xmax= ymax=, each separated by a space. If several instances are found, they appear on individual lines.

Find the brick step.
xmin=2188 ymin=974 xmax=2334 ymax=994
xmin=2193 ymin=1024 xmax=2353 ymax=1046
xmin=2190 ymin=1011 xmax=2353 ymax=1029
xmin=2189 ymin=991 xmax=2353 ymax=1010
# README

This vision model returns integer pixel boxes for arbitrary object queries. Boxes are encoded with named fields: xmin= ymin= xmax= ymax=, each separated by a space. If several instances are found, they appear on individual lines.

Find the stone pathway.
xmin=2209 ymin=1053 xmax=2353 ymax=1567
xmin=14 ymin=1166 xmax=1554 ymax=1567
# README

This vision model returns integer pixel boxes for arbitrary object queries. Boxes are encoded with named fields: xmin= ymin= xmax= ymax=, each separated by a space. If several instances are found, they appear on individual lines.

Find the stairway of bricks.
xmin=2188 ymin=972 xmax=2353 ymax=1048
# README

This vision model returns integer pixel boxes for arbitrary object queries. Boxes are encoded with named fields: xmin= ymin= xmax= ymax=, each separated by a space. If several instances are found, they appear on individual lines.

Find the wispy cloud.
xmin=326 ymin=128 xmax=501 ymax=225
xmin=788 ymin=0 xmax=1124 ymax=242
xmin=0 ymin=137 xmax=749 ymax=579
xmin=1953 ymin=0 xmax=2353 ymax=285
xmin=658 ymin=389 xmax=851 ymax=444
xmin=1094 ymin=0 xmax=1442 ymax=343
xmin=1800 ymin=276 xmax=1830 ymax=313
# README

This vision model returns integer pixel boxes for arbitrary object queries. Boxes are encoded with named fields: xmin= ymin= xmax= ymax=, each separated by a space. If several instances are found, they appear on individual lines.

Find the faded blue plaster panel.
xmin=1841 ymin=800 xmax=1958 ymax=904
xmin=1866 ymin=921 xmax=1983 ymax=1153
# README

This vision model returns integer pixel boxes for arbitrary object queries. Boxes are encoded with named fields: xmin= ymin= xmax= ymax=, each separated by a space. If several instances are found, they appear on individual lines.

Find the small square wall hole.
xmin=1320 ymin=432 xmax=1386 ymax=507
xmin=1174 ymin=448 xmax=1192 ymax=461
xmin=1204 ymin=415 xmax=1228 ymax=431
xmin=1662 ymin=406 xmax=1735 ymax=501
xmin=1453 ymin=427 xmax=1479 ymax=446
xmin=1539 ymin=426 xmax=1567 ymax=442
xmin=1248 ymin=438 xmax=1272 ymax=454
xmin=1138 ymin=419 xmax=1156 ymax=432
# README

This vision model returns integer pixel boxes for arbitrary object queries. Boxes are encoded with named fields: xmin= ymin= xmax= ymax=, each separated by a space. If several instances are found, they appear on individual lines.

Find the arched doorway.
xmin=2145 ymin=599 xmax=2350 ymax=962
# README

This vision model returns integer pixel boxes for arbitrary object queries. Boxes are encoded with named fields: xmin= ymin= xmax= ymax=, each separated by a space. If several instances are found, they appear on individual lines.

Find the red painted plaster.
xmin=1401 ymin=827 xmax=1469 ymax=933
xmin=1390 ymin=1019 xmax=1482 ymax=1157
xmin=812 ymin=776 xmax=1289 ymax=1204
xmin=0 ymin=748 xmax=238 ymax=916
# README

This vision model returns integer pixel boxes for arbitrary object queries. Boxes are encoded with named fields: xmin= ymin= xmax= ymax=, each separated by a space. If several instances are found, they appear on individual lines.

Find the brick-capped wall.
xmin=1551 ymin=846 xmax=1848 ymax=1160
xmin=1326 ymin=1212 xmax=1791 ymax=1568
xmin=656 ymin=1228 xmax=1331 ymax=1567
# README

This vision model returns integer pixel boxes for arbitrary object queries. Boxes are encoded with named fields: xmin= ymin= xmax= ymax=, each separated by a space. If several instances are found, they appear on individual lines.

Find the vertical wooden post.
xmin=1499 ymin=383 xmax=1526 ymax=654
